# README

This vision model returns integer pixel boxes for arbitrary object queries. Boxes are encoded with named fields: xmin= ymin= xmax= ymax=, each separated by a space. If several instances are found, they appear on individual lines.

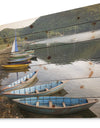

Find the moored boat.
xmin=10 ymin=53 xmax=29 ymax=58
xmin=1 ymin=71 xmax=38 ymax=92
xmin=3 ymin=80 xmax=68 ymax=98
xmin=1 ymin=64 xmax=29 ymax=70
xmin=10 ymin=32 xmax=34 ymax=57
xmin=8 ymin=60 xmax=31 ymax=65
xmin=8 ymin=56 xmax=32 ymax=63
xmin=13 ymin=96 xmax=97 ymax=115
xmin=9 ymin=55 xmax=29 ymax=60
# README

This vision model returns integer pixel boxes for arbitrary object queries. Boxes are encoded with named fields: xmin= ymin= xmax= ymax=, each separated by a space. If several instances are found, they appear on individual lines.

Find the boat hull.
xmin=9 ymin=60 xmax=31 ymax=64
xmin=8 ymin=56 xmax=32 ymax=63
xmin=1 ymin=64 xmax=29 ymax=70
xmin=12 ymin=50 xmax=34 ymax=56
xmin=13 ymin=98 xmax=96 ymax=115
xmin=10 ymin=53 xmax=28 ymax=58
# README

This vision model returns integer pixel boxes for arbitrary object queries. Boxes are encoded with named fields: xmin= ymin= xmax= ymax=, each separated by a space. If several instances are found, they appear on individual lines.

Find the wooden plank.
xmin=62 ymin=102 xmax=66 ymax=107
xmin=36 ymin=102 xmax=39 ymax=107
xmin=49 ymin=101 xmax=52 ymax=108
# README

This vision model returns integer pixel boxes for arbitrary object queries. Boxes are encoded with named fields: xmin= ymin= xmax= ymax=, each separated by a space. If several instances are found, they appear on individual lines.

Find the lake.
xmin=0 ymin=39 xmax=100 ymax=118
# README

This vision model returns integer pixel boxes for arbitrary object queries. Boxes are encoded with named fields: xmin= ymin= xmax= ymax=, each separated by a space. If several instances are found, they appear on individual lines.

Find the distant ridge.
xmin=0 ymin=4 xmax=100 ymax=44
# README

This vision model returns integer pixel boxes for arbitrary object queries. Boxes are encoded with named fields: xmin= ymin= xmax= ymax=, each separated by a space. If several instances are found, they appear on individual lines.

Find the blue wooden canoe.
xmin=3 ymin=80 xmax=68 ymax=99
xmin=13 ymin=96 xmax=97 ymax=115
xmin=1 ymin=71 xmax=38 ymax=92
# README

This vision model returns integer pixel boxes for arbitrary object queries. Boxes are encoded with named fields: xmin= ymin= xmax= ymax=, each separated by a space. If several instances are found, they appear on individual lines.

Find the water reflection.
xmin=20 ymin=109 xmax=97 ymax=118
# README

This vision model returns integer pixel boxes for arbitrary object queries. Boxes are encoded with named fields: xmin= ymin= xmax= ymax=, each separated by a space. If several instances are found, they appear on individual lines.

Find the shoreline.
xmin=0 ymin=47 xmax=24 ymax=118
xmin=0 ymin=46 xmax=11 ymax=67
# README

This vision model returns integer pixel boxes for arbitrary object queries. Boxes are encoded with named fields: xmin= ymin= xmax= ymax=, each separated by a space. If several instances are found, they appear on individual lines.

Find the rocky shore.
xmin=0 ymin=96 xmax=23 ymax=118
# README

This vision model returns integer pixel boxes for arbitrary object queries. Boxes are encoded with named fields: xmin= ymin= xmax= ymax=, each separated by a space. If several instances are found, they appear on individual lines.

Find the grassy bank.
xmin=0 ymin=44 xmax=11 ymax=51
xmin=0 ymin=46 xmax=24 ymax=118
xmin=0 ymin=46 xmax=11 ymax=67
xmin=0 ymin=96 xmax=23 ymax=118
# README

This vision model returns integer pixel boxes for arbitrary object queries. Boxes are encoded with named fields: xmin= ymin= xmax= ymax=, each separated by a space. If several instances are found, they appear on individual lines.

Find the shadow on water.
xmin=0 ymin=70 xmax=9 ymax=86
xmin=51 ymin=89 xmax=68 ymax=96
xmin=20 ymin=108 xmax=97 ymax=118
xmin=32 ymin=39 xmax=100 ymax=64
xmin=1 ymin=68 xmax=29 ymax=73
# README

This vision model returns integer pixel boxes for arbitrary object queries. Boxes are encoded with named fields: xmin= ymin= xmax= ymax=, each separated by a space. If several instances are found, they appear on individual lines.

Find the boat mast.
xmin=11 ymin=30 xmax=18 ymax=53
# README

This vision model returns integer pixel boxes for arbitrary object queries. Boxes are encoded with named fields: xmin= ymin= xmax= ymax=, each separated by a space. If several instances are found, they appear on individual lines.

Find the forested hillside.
xmin=0 ymin=4 xmax=100 ymax=44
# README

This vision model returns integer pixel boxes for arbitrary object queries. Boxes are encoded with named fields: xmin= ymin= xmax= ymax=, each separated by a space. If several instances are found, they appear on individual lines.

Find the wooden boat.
xmin=10 ymin=37 xmax=29 ymax=57
xmin=1 ymin=64 xmax=29 ymax=70
xmin=10 ymin=50 xmax=35 ymax=58
xmin=1 ymin=71 xmax=38 ymax=92
xmin=10 ymin=53 xmax=29 ymax=58
xmin=13 ymin=96 xmax=97 ymax=115
xmin=10 ymin=32 xmax=34 ymax=58
xmin=8 ymin=56 xmax=32 ymax=63
xmin=3 ymin=80 xmax=68 ymax=98
xmin=8 ymin=60 xmax=31 ymax=65
xmin=9 ymin=55 xmax=29 ymax=60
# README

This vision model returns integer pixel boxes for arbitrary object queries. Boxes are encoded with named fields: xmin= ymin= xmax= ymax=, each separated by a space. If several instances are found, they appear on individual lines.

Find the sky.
xmin=0 ymin=0 xmax=100 ymax=30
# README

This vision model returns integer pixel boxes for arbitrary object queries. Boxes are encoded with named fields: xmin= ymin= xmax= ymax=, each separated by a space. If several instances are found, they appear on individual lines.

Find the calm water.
xmin=0 ymin=40 xmax=100 ymax=118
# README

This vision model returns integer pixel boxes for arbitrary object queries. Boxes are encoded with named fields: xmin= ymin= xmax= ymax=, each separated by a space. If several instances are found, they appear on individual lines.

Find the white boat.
xmin=11 ymin=32 xmax=19 ymax=53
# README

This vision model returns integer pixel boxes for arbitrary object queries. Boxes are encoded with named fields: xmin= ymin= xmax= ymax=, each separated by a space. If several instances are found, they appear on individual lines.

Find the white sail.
xmin=11 ymin=32 xmax=18 ymax=53
xmin=11 ymin=40 xmax=16 ymax=53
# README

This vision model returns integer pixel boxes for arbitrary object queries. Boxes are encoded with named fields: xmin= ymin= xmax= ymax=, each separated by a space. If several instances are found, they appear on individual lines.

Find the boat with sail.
xmin=10 ymin=32 xmax=35 ymax=57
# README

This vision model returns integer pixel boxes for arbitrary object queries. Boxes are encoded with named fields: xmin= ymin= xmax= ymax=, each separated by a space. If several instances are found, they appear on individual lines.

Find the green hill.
xmin=0 ymin=4 xmax=100 ymax=43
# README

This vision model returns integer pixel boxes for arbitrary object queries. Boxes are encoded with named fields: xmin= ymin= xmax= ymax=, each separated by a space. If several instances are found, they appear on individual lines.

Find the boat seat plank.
xmin=49 ymin=101 xmax=52 ymax=108
xmin=35 ymin=90 xmax=39 ymax=93
xmin=62 ymin=102 xmax=66 ymax=107
xmin=36 ymin=102 xmax=39 ymax=107
xmin=45 ymin=88 xmax=48 ymax=91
